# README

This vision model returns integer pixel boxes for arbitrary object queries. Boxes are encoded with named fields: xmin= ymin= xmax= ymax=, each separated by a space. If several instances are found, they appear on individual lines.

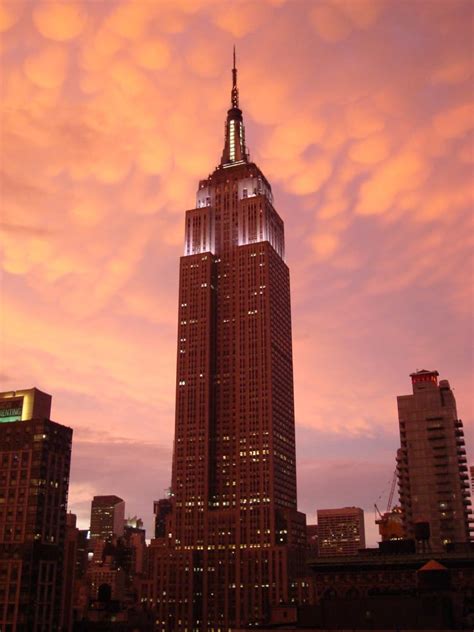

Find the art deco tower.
xmin=145 ymin=53 xmax=309 ymax=631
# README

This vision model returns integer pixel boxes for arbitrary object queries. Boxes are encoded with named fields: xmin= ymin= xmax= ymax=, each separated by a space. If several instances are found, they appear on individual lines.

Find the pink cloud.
xmin=1 ymin=0 xmax=472 ymax=536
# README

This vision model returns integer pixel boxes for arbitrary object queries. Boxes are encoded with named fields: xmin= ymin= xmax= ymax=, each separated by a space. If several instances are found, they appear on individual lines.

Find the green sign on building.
xmin=0 ymin=398 xmax=23 ymax=423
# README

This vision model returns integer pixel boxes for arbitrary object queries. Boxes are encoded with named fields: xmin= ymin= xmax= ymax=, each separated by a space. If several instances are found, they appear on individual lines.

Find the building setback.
xmin=90 ymin=495 xmax=125 ymax=541
xmin=317 ymin=507 xmax=366 ymax=556
xmin=144 ymin=54 xmax=310 ymax=630
xmin=0 ymin=388 xmax=73 ymax=631
xmin=397 ymin=370 xmax=473 ymax=550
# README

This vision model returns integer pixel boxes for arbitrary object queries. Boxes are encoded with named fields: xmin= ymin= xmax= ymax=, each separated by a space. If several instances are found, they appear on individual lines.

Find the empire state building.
xmin=145 ymin=52 xmax=310 ymax=631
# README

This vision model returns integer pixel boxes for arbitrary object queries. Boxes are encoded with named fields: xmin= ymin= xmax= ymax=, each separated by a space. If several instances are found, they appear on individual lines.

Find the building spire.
xmin=221 ymin=46 xmax=248 ymax=166
xmin=231 ymin=45 xmax=239 ymax=108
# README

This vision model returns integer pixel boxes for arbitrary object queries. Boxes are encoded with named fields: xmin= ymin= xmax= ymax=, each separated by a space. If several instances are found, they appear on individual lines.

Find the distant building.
xmin=123 ymin=520 xmax=147 ymax=578
xmin=125 ymin=515 xmax=143 ymax=530
xmin=153 ymin=498 xmax=172 ymax=538
xmin=61 ymin=513 xmax=80 ymax=632
xmin=317 ymin=507 xmax=366 ymax=556
xmin=397 ymin=370 xmax=472 ymax=550
xmin=87 ymin=550 xmax=126 ymax=602
xmin=90 ymin=495 xmax=125 ymax=540
xmin=306 ymin=524 xmax=319 ymax=554
xmin=0 ymin=388 xmax=73 ymax=631
xmin=75 ymin=528 xmax=89 ymax=579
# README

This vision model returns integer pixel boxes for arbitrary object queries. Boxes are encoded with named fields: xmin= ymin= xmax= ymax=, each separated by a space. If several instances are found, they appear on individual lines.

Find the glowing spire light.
xmin=231 ymin=45 xmax=239 ymax=108
xmin=220 ymin=46 xmax=248 ymax=166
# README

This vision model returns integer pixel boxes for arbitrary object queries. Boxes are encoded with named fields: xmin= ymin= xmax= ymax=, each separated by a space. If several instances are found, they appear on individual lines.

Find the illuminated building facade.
xmin=0 ymin=388 xmax=72 ymax=631
xmin=317 ymin=507 xmax=366 ymax=556
xmin=146 ymin=54 xmax=309 ymax=630
xmin=397 ymin=370 xmax=473 ymax=550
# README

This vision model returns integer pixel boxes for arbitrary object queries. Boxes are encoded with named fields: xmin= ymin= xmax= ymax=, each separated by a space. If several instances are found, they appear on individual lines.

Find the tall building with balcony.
xmin=144 ymin=53 xmax=309 ymax=631
xmin=90 ymin=495 xmax=125 ymax=541
xmin=397 ymin=370 xmax=472 ymax=550
xmin=317 ymin=507 xmax=366 ymax=556
xmin=0 ymin=388 xmax=73 ymax=631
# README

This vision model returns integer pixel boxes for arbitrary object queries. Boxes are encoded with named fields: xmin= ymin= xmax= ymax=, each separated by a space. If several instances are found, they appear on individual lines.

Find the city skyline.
xmin=1 ymin=0 xmax=473 ymax=547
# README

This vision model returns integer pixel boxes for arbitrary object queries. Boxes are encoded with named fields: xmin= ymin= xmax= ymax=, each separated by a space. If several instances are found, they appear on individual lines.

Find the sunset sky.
xmin=1 ymin=0 xmax=473 ymax=544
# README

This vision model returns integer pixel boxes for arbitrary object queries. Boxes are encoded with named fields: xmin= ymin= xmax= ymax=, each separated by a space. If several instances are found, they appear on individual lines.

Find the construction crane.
xmin=386 ymin=469 xmax=397 ymax=512
xmin=374 ymin=469 xmax=403 ymax=540
xmin=374 ymin=469 xmax=397 ymax=518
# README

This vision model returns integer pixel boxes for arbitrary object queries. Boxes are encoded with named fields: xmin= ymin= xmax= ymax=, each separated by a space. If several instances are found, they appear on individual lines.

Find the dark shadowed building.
xmin=397 ymin=370 xmax=472 ymax=550
xmin=0 ymin=388 xmax=72 ymax=631
xmin=306 ymin=524 xmax=318 ymax=555
xmin=153 ymin=498 xmax=172 ymax=539
xmin=302 ymin=542 xmax=474 ymax=629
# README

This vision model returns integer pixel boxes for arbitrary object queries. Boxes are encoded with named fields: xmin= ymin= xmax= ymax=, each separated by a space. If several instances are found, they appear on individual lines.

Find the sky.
xmin=1 ymin=0 xmax=473 ymax=546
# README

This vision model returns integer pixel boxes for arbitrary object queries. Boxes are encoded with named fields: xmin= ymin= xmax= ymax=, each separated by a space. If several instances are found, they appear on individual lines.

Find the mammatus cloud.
xmin=1 ymin=0 xmax=472 ymax=538
xmin=33 ymin=2 xmax=88 ymax=42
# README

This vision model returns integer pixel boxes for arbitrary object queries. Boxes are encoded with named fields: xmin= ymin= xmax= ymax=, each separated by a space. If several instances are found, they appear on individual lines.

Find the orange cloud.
xmin=213 ymin=2 xmax=271 ymax=38
xmin=132 ymin=38 xmax=171 ymax=70
xmin=310 ymin=4 xmax=352 ymax=42
xmin=433 ymin=102 xmax=474 ymax=139
xmin=105 ymin=1 xmax=153 ymax=40
xmin=33 ymin=1 xmax=88 ymax=41
xmin=0 ymin=1 xmax=23 ymax=32
xmin=355 ymin=148 xmax=428 ymax=216
xmin=24 ymin=44 xmax=69 ymax=89
xmin=310 ymin=232 xmax=339 ymax=259
xmin=185 ymin=38 xmax=227 ymax=78
xmin=80 ymin=27 xmax=124 ymax=72
xmin=349 ymin=133 xmax=391 ymax=164
xmin=345 ymin=100 xmax=385 ymax=139
xmin=332 ymin=0 xmax=386 ymax=29
xmin=284 ymin=156 xmax=333 ymax=196
xmin=431 ymin=59 xmax=472 ymax=85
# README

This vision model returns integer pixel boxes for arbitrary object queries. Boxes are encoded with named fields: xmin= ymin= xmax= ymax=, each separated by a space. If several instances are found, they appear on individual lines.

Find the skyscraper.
xmin=397 ymin=370 xmax=472 ymax=550
xmin=90 ymin=495 xmax=125 ymax=541
xmin=146 ymin=53 xmax=309 ymax=630
xmin=0 ymin=388 xmax=73 ymax=631
xmin=316 ymin=507 xmax=366 ymax=556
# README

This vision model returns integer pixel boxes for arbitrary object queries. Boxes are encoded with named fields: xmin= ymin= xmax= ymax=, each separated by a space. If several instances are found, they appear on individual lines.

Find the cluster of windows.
xmin=0 ymin=451 xmax=30 ymax=543
xmin=184 ymin=209 xmax=214 ymax=256
xmin=0 ymin=561 xmax=20 ymax=627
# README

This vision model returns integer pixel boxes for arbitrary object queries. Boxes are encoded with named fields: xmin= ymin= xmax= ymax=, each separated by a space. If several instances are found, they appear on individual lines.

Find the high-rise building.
xmin=90 ymin=495 xmax=125 ymax=541
xmin=0 ymin=388 xmax=73 ymax=631
xmin=317 ymin=507 xmax=366 ymax=556
xmin=153 ymin=498 xmax=172 ymax=538
xmin=306 ymin=524 xmax=319 ymax=555
xmin=397 ymin=370 xmax=472 ymax=550
xmin=145 ymin=53 xmax=309 ymax=630
xmin=60 ymin=513 xmax=80 ymax=632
